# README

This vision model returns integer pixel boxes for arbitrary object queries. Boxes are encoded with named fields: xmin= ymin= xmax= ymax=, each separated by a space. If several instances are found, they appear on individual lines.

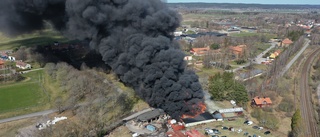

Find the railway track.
xmin=299 ymin=47 xmax=320 ymax=137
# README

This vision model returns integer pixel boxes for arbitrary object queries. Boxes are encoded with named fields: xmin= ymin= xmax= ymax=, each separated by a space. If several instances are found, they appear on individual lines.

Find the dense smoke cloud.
xmin=0 ymin=0 xmax=204 ymax=119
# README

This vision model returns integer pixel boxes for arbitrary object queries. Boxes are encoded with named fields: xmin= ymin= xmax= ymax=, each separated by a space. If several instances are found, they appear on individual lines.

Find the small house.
xmin=16 ymin=61 xmax=31 ymax=69
xmin=252 ymin=96 xmax=272 ymax=107
xmin=0 ymin=60 xmax=5 ymax=69
xmin=229 ymin=45 xmax=246 ymax=59
xmin=280 ymin=38 xmax=293 ymax=47
xmin=190 ymin=46 xmax=210 ymax=56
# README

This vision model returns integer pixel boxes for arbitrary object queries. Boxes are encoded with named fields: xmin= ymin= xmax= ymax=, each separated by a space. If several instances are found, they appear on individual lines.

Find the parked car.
xmin=243 ymin=132 xmax=249 ymax=135
xmin=222 ymin=126 xmax=228 ymax=130
xmin=205 ymin=129 xmax=215 ymax=135
xmin=212 ymin=135 xmax=219 ymax=137
xmin=264 ymin=131 xmax=271 ymax=135
xmin=205 ymin=128 xmax=211 ymax=131
xmin=211 ymin=129 xmax=221 ymax=134
xmin=252 ymin=126 xmax=259 ymax=129
xmin=228 ymin=118 xmax=236 ymax=121
xmin=244 ymin=120 xmax=253 ymax=125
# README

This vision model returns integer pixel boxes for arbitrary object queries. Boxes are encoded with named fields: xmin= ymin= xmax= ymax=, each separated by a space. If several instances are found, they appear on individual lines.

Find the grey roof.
xmin=136 ymin=109 xmax=164 ymax=121
xmin=182 ymin=112 xmax=214 ymax=124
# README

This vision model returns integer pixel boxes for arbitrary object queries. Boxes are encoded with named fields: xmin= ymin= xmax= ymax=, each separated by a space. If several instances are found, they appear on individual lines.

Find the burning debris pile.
xmin=0 ymin=0 xmax=205 ymax=119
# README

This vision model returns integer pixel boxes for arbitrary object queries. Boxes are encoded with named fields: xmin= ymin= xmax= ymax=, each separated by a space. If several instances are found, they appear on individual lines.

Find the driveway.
xmin=252 ymin=42 xmax=276 ymax=64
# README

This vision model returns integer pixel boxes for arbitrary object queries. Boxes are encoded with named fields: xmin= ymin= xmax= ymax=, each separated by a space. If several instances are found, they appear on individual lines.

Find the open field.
xmin=0 ymin=117 xmax=38 ymax=137
xmin=0 ymin=29 xmax=68 ymax=50
xmin=0 ymin=70 xmax=50 ymax=119
xmin=0 ymin=82 xmax=42 ymax=112
xmin=188 ymin=118 xmax=284 ymax=137
xmin=255 ymin=43 xmax=272 ymax=56
xmin=196 ymin=68 xmax=222 ymax=78
xmin=230 ymin=32 xmax=276 ymax=39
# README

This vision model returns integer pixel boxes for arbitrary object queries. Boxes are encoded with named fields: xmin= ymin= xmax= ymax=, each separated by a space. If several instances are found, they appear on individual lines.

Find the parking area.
xmin=186 ymin=118 xmax=277 ymax=137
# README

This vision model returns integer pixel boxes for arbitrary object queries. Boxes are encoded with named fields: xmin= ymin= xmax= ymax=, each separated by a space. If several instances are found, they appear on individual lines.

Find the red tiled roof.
xmin=1 ymin=52 xmax=8 ymax=57
xmin=229 ymin=45 xmax=246 ymax=54
xmin=282 ymin=38 xmax=293 ymax=45
xmin=0 ymin=60 xmax=4 ymax=65
xmin=190 ymin=47 xmax=210 ymax=55
xmin=253 ymin=97 xmax=272 ymax=105
xmin=185 ymin=129 xmax=205 ymax=137
xmin=166 ymin=131 xmax=186 ymax=137
xmin=16 ymin=61 xmax=28 ymax=67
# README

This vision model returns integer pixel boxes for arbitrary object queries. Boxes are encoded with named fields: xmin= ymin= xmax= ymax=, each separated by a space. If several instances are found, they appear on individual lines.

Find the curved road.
xmin=0 ymin=109 xmax=56 ymax=124
xmin=299 ymin=47 xmax=320 ymax=137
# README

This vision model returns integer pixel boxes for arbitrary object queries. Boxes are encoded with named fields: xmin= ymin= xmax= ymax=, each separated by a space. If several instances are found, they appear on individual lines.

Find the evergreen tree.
xmin=208 ymin=72 xmax=249 ymax=105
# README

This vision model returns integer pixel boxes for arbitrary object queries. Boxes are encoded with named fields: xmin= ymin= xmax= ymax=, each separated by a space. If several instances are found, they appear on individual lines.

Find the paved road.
xmin=123 ymin=108 xmax=154 ymax=121
xmin=0 ymin=109 xmax=57 ymax=124
xmin=21 ymin=68 xmax=44 ymax=73
xmin=299 ymin=47 xmax=320 ymax=137
xmin=253 ymin=42 xmax=277 ymax=64
xmin=280 ymin=39 xmax=310 ymax=76
xmin=203 ymin=90 xmax=221 ymax=113
xmin=226 ymin=42 xmax=276 ymax=73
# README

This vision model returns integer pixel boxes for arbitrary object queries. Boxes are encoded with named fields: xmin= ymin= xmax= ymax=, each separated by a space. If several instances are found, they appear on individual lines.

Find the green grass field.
xmin=0 ymin=29 xmax=69 ymax=50
xmin=0 ymin=82 xmax=42 ymax=112
xmin=0 ymin=70 xmax=48 ymax=113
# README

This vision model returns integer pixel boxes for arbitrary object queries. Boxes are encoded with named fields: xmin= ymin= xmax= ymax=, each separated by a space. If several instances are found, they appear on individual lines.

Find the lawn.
xmin=196 ymin=68 xmax=222 ymax=78
xmin=230 ymin=32 xmax=276 ymax=39
xmin=0 ymin=28 xmax=69 ymax=50
xmin=255 ymin=43 xmax=272 ymax=56
xmin=188 ymin=118 xmax=284 ymax=137
xmin=0 ymin=70 xmax=48 ymax=114
xmin=0 ymin=82 xmax=42 ymax=112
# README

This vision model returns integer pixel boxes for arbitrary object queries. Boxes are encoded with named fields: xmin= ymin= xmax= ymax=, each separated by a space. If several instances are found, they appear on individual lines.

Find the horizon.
xmin=167 ymin=0 xmax=320 ymax=5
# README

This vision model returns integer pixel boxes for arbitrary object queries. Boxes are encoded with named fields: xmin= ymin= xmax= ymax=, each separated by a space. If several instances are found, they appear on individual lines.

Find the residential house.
xmin=190 ymin=46 xmax=210 ymax=56
xmin=0 ymin=60 xmax=5 ymax=69
xmin=1 ymin=52 xmax=8 ymax=59
xmin=251 ymin=96 xmax=272 ymax=107
xmin=229 ymin=45 xmax=246 ymax=59
xmin=16 ymin=61 xmax=31 ymax=69
xmin=280 ymin=38 xmax=293 ymax=47
xmin=269 ymin=50 xmax=281 ymax=59
xmin=218 ymin=107 xmax=244 ymax=119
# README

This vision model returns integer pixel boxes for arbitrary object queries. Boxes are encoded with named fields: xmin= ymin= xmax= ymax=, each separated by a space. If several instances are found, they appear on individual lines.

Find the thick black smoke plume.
xmin=0 ymin=0 xmax=204 ymax=119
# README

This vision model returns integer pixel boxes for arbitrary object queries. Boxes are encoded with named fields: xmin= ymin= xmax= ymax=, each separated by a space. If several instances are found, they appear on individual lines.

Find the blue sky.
xmin=167 ymin=0 xmax=320 ymax=5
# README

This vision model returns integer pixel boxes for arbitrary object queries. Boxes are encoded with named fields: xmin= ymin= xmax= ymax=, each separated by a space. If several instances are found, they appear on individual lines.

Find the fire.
xmin=181 ymin=102 xmax=206 ymax=119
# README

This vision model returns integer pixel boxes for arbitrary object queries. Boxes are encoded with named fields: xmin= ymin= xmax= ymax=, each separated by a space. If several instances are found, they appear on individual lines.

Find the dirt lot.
xmin=0 ymin=117 xmax=38 ymax=137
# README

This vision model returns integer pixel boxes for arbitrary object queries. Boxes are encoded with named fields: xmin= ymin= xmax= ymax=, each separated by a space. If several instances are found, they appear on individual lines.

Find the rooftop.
xmin=218 ymin=107 xmax=244 ymax=113
xmin=253 ymin=97 xmax=272 ymax=105
xmin=136 ymin=109 xmax=165 ymax=122
xmin=282 ymin=38 xmax=293 ymax=45
xmin=182 ymin=112 xmax=214 ymax=124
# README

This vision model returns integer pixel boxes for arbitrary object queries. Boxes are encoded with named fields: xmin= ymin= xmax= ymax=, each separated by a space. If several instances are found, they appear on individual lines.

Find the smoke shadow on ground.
xmin=0 ymin=37 xmax=69 ymax=50
xmin=34 ymin=42 xmax=110 ymax=71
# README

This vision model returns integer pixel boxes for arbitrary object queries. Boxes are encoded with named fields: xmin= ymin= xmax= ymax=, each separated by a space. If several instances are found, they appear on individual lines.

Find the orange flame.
xmin=181 ymin=102 xmax=206 ymax=119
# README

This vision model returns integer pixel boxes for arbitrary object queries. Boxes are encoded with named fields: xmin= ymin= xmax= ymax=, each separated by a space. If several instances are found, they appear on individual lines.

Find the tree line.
xmin=208 ymin=72 xmax=249 ymax=106
xmin=37 ymin=62 xmax=138 ymax=136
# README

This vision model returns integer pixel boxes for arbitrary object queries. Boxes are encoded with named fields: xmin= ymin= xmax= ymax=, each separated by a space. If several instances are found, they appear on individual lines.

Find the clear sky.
xmin=167 ymin=0 xmax=320 ymax=5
